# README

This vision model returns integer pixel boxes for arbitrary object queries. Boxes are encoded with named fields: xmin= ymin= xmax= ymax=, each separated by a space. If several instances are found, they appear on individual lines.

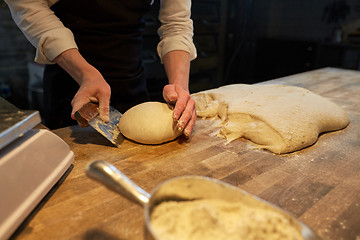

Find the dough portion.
xmin=192 ymin=84 xmax=350 ymax=154
xmin=118 ymin=102 xmax=181 ymax=144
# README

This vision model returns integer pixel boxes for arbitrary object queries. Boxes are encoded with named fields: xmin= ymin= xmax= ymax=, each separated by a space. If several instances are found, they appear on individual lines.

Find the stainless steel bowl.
xmin=86 ymin=160 xmax=321 ymax=240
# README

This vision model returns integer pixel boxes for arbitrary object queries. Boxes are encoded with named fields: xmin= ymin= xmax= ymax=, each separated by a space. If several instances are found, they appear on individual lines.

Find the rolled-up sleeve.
xmin=4 ymin=0 xmax=77 ymax=64
xmin=157 ymin=0 xmax=197 ymax=62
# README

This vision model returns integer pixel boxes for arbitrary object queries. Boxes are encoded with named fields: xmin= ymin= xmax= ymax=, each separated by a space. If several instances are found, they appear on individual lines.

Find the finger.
xmin=71 ymin=94 xmax=99 ymax=121
xmin=173 ymin=90 xmax=189 ymax=121
xmin=183 ymin=107 xmax=197 ymax=137
xmin=71 ymin=95 xmax=89 ymax=120
xmin=71 ymin=94 xmax=90 ymax=127
xmin=163 ymin=84 xmax=178 ymax=104
xmin=176 ymin=97 xmax=195 ymax=132
xmin=98 ymin=97 xmax=110 ymax=122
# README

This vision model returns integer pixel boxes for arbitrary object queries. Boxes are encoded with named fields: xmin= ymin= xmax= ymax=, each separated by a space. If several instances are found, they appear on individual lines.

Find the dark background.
xmin=1 ymin=0 xmax=360 ymax=116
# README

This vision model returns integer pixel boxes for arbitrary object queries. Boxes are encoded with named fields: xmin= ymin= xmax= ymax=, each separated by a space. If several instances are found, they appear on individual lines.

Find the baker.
xmin=4 ymin=0 xmax=197 ymax=137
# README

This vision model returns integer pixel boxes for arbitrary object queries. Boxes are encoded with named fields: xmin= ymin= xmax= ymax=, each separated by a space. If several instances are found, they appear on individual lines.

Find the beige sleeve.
xmin=157 ymin=0 xmax=197 ymax=62
xmin=4 ymin=0 xmax=78 ymax=64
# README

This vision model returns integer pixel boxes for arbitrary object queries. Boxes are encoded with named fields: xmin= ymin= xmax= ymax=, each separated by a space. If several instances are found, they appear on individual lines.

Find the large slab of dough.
xmin=192 ymin=84 xmax=350 ymax=154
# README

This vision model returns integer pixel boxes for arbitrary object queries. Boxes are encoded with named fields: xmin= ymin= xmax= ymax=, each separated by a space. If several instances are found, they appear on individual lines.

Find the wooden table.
xmin=13 ymin=68 xmax=360 ymax=240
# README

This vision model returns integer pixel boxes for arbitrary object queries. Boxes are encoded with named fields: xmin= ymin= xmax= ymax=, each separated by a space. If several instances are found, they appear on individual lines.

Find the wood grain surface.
xmin=12 ymin=68 xmax=360 ymax=240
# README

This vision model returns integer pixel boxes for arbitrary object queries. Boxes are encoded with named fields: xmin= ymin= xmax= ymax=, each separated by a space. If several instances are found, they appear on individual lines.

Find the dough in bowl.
xmin=192 ymin=84 xmax=350 ymax=154
xmin=118 ymin=102 xmax=181 ymax=144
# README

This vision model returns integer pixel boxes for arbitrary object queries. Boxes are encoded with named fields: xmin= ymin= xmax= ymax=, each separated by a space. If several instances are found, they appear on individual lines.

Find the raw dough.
xmin=192 ymin=84 xmax=350 ymax=154
xmin=118 ymin=102 xmax=181 ymax=144
xmin=151 ymin=198 xmax=304 ymax=240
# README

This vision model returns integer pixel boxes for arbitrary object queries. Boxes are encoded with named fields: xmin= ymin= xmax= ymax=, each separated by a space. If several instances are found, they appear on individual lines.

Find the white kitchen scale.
xmin=0 ymin=97 xmax=74 ymax=239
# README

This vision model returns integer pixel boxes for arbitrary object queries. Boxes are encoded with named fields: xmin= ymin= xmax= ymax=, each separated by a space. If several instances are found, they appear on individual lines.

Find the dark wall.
xmin=224 ymin=0 xmax=360 ymax=84
xmin=0 ymin=1 xmax=34 ymax=109
xmin=1 ymin=0 xmax=360 ymax=110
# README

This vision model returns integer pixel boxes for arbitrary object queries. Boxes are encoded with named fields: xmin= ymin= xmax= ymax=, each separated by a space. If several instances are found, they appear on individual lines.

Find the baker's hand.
xmin=70 ymin=68 xmax=111 ymax=127
xmin=54 ymin=49 xmax=111 ymax=127
xmin=163 ymin=84 xmax=196 ymax=137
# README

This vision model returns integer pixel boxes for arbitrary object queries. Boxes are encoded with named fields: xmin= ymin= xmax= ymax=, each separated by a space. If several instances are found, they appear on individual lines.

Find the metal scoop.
xmin=86 ymin=160 xmax=321 ymax=240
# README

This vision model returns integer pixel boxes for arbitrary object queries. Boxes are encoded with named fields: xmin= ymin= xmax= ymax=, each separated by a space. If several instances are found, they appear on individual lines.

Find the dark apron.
xmin=43 ymin=0 xmax=152 ymax=129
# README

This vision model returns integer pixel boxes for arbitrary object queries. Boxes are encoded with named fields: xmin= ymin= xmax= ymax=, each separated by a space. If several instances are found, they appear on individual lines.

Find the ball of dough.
xmin=119 ymin=102 xmax=181 ymax=144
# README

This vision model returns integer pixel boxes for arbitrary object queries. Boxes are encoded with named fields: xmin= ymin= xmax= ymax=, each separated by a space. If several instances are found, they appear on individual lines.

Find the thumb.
xmin=163 ymin=84 xmax=178 ymax=103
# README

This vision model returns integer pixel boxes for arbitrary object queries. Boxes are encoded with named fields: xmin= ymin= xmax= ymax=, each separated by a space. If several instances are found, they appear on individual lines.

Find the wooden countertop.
xmin=13 ymin=68 xmax=360 ymax=240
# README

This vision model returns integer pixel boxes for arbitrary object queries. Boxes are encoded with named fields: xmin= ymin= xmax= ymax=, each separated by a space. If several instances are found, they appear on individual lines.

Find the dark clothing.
xmin=43 ymin=0 xmax=152 ymax=129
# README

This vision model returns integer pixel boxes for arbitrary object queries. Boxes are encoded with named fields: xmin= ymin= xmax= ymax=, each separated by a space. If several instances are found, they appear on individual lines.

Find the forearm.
xmin=54 ymin=49 xmax=111 ymax=123
xmin=54 ymin=48 xmax=99 ymax=85
xmin=162 ymin=50 xmax=191 ymax=91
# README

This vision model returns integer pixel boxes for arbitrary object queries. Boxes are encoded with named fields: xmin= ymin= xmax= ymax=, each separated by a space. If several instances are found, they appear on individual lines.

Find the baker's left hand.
xmin=163 ymin=84 xmax=196 ymax=137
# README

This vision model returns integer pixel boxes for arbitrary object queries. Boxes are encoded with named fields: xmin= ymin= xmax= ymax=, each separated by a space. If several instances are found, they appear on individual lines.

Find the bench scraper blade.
xmin=74 ymin=102 xmax=123 ymax=147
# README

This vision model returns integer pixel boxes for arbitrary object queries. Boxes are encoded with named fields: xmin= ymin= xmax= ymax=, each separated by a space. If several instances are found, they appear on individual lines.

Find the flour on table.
xmin=192 ymin=84 xmax=350 ymax=154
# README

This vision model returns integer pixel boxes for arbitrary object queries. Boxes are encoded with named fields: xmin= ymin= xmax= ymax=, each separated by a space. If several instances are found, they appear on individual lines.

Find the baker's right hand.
xmin=54 ymin=49 xmax=111 ymax=126
xmin=70 ymin=68 xmax=111 ymax=126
